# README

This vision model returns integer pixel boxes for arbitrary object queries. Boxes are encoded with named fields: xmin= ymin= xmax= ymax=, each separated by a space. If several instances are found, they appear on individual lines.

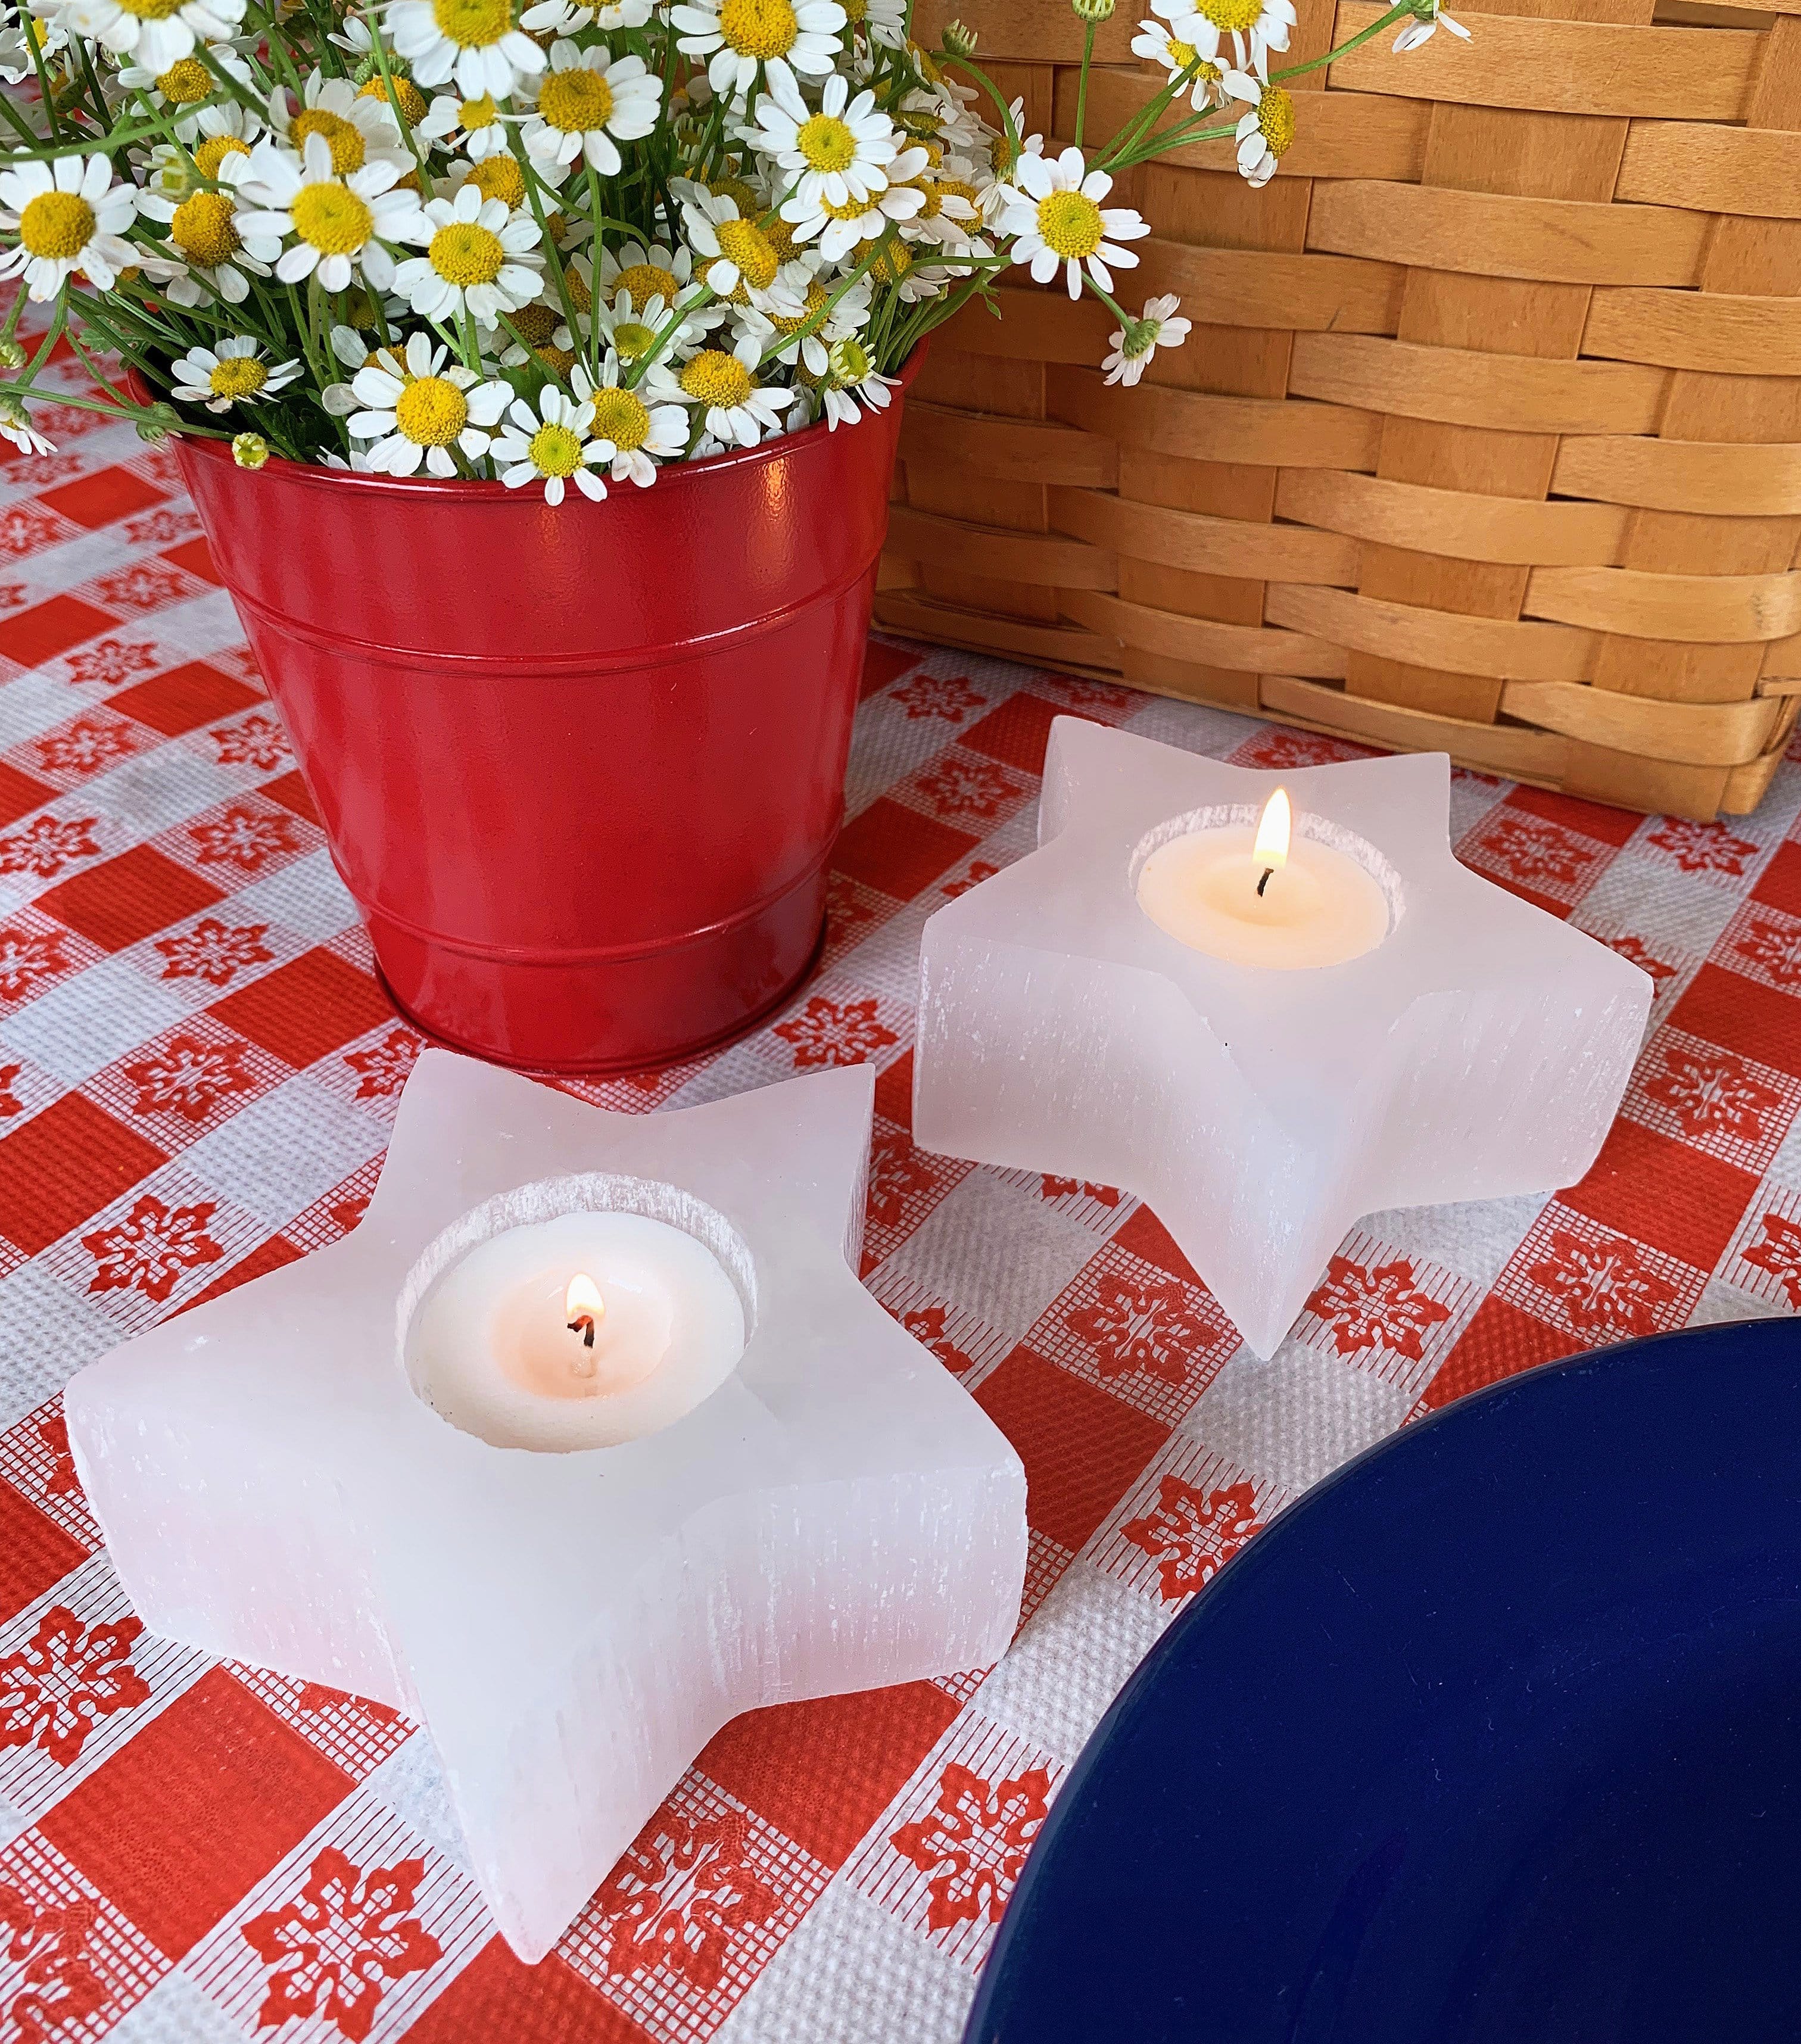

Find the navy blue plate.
xmin=964 ymin=1319 xmax=1801 ymax=2044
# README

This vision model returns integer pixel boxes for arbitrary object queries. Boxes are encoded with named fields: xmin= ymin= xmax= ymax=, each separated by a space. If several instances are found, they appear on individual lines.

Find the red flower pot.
xmin=157 ymin=357 xmax=919 ymax=1072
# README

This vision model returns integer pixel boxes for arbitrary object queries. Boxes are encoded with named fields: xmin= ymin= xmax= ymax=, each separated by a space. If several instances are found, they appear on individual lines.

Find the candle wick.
xmin=1257 ymin=867 xmax=1275 ymax=898
xmin=568 ymin=1314 xmax=596 ymax=1349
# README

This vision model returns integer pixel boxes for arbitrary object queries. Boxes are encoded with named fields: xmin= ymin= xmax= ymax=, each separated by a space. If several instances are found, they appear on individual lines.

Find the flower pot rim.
xmin=130 ymin=343 xmax=925 ymax=504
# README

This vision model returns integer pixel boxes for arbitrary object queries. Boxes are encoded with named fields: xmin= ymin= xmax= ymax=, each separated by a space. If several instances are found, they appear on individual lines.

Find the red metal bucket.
xmin=161 ymin=357 xmax=918 ymax=1072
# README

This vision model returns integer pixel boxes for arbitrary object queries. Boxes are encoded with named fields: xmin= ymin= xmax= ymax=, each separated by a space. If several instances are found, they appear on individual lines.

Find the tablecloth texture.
xmin=0 ymin=337 xmax=1798 ymax=2044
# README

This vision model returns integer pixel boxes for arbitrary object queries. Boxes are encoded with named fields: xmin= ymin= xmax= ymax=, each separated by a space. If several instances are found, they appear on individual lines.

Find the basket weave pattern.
xmin=877 ymin=0 xmax=1801 ymax=818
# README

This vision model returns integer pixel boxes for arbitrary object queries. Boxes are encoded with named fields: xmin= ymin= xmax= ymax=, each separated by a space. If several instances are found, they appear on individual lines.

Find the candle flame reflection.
xmin=1254 ymin=788 xmax=1292 ymax=871
xmin=565 ymin=1273 xmax=605 ymax=1354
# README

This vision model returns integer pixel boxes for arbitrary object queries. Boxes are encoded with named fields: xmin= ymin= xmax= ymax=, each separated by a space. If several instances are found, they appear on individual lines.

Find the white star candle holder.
xmin=914 ymin=719 xmax=1652 ymax=1360
xmin=63 ymin=1052 xmax=1028 ymax=1961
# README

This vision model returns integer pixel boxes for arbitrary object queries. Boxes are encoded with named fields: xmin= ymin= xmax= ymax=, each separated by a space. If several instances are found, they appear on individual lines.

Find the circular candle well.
xmin=400 ymin=1174 xmax=753 ymax=1453
xmin=1133 ymin=802 xmax=1402 ymax=971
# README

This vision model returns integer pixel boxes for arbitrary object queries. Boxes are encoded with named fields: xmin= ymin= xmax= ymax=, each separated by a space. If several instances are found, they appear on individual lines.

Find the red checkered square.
xmin=844 ymin=1712 xmax=1060 ymax=1972
xmin=860 ymin=638 xmax=924 ymax=700
xmin=181 ymin=1229 xmax=305 ymax=1310
xmin=0 ymin=908 xmax=98 ymax=1012
xmin=159 ymin=537 xmax=219 ymax=585
xmin=1107 ymin=1201 xmax=1198 ymax=1283
xmin=1416 ymin=1295 xmax=1580 ymax=1412
xmin=1716 ymin=897 xmax=1801 ymax=997
xmin=0 ymin=762 xmax=54 ymax=828
xmin=0 ymin=1481 xmax=86 ymax=1625
xmin=148 ymin=909 xmax=280 ymax=993
xmin=404 ymin=1939 xmax=649 ymax=2044
xmin=0 ymin=595 xmax=119 ymax=672
xmin=873 ymin=1048 xmax=915 ymax=1129
xmin=1561 ymin=1114 xmax=1756 ymax=1271
xmin=975 ymin=1346 xmax=1169 ymax=1556
xmin=1291 ymin=1232 xmax=1485 ymax=1398
xmin=1722 ymin=1183 xmax=1801 ymax=1311
xmin=1494 ymin=1200 xmax=1706 ymax=1350
xmin=84 ymin=1013 xmax=288 ymax=1151
xmin=1022 ymin=1241 xmax=1238 ymax=1428
xmin=36 ymin=845 xmax=225 ymax=954
xmin=833 ymin=797 xmax=980 ymax=901
xmin=210 ymin=947 xmax=395 ymax=1071
xmin=559 ymin=1771 xmax=830 ymax=2044
xmin=888 ymin=744 xmax=1035 ymax=834
xmin=0 ymin=1401 xmax=99 ymax=1552
xmin=38 ymin=468 xmax=168 ymax=532
xmin=960 ymin=693 xmax=1088 ymax=775
xmin=0 ymin=1828 xmax=167 ymax=2039
xmin=0 ymin=1094 xmax=166 ymax=1258
xmin=224 ymin=1668 xmax=413 ymax=1785
xmin=1091 ymin=1442 xmax=1288 ymax=1610
xmin=1456 ymin=804 xmax=1614 ymax=912
xmin=1506 ymin=784 xmax=1644 ymax=849
xmin=1755 ymin=840 xmax=1801 ymax=915
xmin=1672 ymin=962 xmax=1801 ymax=1079
xmin=1622 ymin=1025 xmax=1801 ymax=1177
xmin=861 ymin=1117 xmax=973 ymax=1275
xmin=109 ymin=660 xmax=263 ymax=738
xmin=699 ymin=1680 xmax=959 ymax=1873
xmin=259 ymin=768 xmax=320 ymax=824
xmin=38 ymin=1667 xmax=353 ymax=1961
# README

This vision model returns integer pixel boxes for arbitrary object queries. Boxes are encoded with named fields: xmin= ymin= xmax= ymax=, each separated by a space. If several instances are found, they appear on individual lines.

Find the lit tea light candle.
xmin=408 ymin=1209 xmax=745 ymax=1452
xmin=1136 ymin=786 xmax=1392 ymax=970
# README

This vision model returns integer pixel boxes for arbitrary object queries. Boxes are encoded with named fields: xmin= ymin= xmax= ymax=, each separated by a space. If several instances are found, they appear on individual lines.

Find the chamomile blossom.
xmin=1130 ymin=16 xmax=1228 ymax=107
xmin=1152 ymin=0 xmax=1294 ymax=74
xmin=817 ymin=335 xmax=896 ymax=429
xmin=1393 ymin=0 xmax=1469 ymax=50
xmin=572 ymin=357 xmax=688 ymax=485
xmin=998 ymin=145 xmax=1147 ymax=299
xmin=646 ymin=331 xmax=791 ymax=448
xmin=393 ymin=180 xmax=543 ymax=325
xmin=170 ymin=335 xmax=302 ymax=412
xmin=669 ymin=0 xmax=846 ymax=104
xmin=490 ymin=384 xmax=610 ymax=503
xmin=840 ymin=0 xmax=905 ymax=49
xmin=681 ymin=188 xmax=798 ymax=310
xmin=745 ymin=73 xmax=899 ymax=211
xmin=230 ymin=131 xmax=423 ymax=291
xmin=593 ymin=285 xmax=706 ymax=368
xmin=1224 ymin=68 xmax=1291 ymax=186
xmin=0 ymin=153 xmax=139 ymax=300
xmin=519 ymin=42 xmax=660 ymax=179
xmin=387 ymin=0 xmax=546 ymax=101
xmin=138 ymin=160 xmax=279 ymax=305
xmin=59 ymin=0 xmax=244 ymax=74
xmin=594 ymin=238 xmax=707 ymax=320
xmin=347 ymin=331 xmax=510 ymax=476
xmin=145 ymin=103 xmax=264 ymax=204
xmin=740 ymin=263 xmax=868 ymax=376
xmin=417 ymin=89 xmax=511 ymax=158
xmin=0 ymin=10 xmax=66 ymax=84
xmin=899 ymin=161 xmax=982 ymax=247
xmin=781 ymin=144 xmax=928 ymax=263
xmin=497 ymin=298 xmax=574 ymax=368
xmin=1102 ymin=291 xmax=1191 ymax=385
xmin=269 ymin=73 xmax=410 ymax=177
xmin=0 ymin=395 xmax=54 ymax=458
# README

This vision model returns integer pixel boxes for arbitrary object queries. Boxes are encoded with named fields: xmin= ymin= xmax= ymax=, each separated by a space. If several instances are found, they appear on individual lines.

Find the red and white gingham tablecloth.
xmin=0 ymin=334 xmax=1798 ymax=2044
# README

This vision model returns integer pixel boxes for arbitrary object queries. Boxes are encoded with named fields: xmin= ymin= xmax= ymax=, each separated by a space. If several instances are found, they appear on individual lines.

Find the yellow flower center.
xmin=1196 ymin=0 xmax=1265 ymax=26
xmin=609 ymin=317 xmax=656 ymax=361
xmin=460 ymin=91 xmax=497 ymax=126
xmin=115 ymin=0 xmax=185 ymax=19
xmin=590 ymin=385 xmax=650 ymax=451
xmin=18 ymin=191 xmax=94 ymax=261
xmin=717 ymin=0 xmax=797 ymax=59
xmin=1167 ymin=35 xmax=1196 ymax=64
xmin=431 ymin=0 xmax=513 ymax=49
xmin=170 ymin=189 xmax=239 ymax=264
xmin=395 ymin=375 xmax=470 ymax=445
xmin=680 ymin=348 xmax=752 ymax=407
xmin=764 ymin=213 xmax=798 ymax=260
xmin=869 ymin=235 xmax=911 ymax=283
xmin=828 ymin=334 xmax=871 ymax=384
xmin=291 ymin=182 xmax=373 ymax=255
xmin=564 ymin=258 xmax=591 ymax=312
xmin=208 ymin=356 xmax=267 ymax=399
xmin=533 ymin=341 xmax=576 ymax=375
xmin=510 ymin=301 xmax=557 ymax=342
xmin=708 ymin=175 xmax=758 ymax=211
xmin=818 ymin=194 xmax=870 ymax=223
xmin=469 ymin=153 xmax=524 ymax=207
xmin=613 ymin=260 xmax=677 ymax=307
xmin=155 ymin=56 xmax=212 ymax=102
xmin=528 ymin=420 xmax=584 ymax=475
xmin=713 ymin=216 xmax=777 ymax=289
xmin=360 ymin=73 xmax=427 ymax=123
xmin=842 ymin=0 xmax=865 ymax=17
xmin=908 ymin=38 xmax=941 ymax=82
xmin=1035 ymin=188 xmax=1102 ymax=260
xmin=796 ymin=113 xmax=856 ymax=173
xmin=769 ymin=278 xmax=828 ymax=334
xmin=290 ymin=108 xmax=366 ymax=175
xmin=1257 ymin=83 xmax=1295 ymax=157
xmin=934 ymin=175 xmax=979 ymax=208
xmin=193 ymin=134 xmax=250 ymax=179
xmin=538 ymin=66 xmax=612 ymax=133
xmin=430 ymin=219 xmax=504 ymax=285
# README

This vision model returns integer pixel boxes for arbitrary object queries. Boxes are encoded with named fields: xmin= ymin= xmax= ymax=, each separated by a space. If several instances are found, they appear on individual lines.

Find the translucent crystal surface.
xmin=914 ymin=719 xmax=1652 ymax=1360
xmin=64 ymin=1052 xmax=1028 ymax=1961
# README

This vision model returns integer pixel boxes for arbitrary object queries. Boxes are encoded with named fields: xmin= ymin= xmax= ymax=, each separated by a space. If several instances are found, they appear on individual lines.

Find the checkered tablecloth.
xmin=1 ymin=332 xmax=1799 ymax=2044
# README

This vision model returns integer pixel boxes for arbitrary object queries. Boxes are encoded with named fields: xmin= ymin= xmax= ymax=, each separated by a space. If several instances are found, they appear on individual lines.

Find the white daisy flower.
xmin=680 ymin=187 xmax=799 ymax=310
xmin=145 ymin=102 xmax=264 ymax=202
xmin=1152 ymin=0 xmax=1295 ymax=74
xmin=269 ymin=71 xmax=410 ymax=177
xmin=593 ymin=286 xmax=706 ymax=370
xmin=170 ymin=335 xmax=303 ymax=412
xmin=983 ymin=100 xmax=1043 ymax=221
xmin=387 ymin=0 xmax=546 ymax=102
xmin=347 ymin=331 xmax=510 ymax=476
xmin=644 ymin=331 xmax=790 ymax=448
xmin=60 ymin=0 xmax=243 ymax=74
xmin=669 ymin=0 xmax=846 ymax=105
xmin=744 ymin=71 xmax=898 ymax=211
xmin=818 ymin=336 xmax=896 ymax=429
xmin=489 ymin=383 xmax=609 ymax=503
xmin=899 ymin=160 xmax=982 ymax=247
xmin=0 ymin=10 xmax=66 ymax=85
xmin=519 ymin=41 xmax=660 ymax=180
xmin=780 ymin=144 xmax=927 ymax=263
xmin=572 ymin=357 xmax=688 ymax=485
xmin=1223 ymin=68 xmax=1292 ymax=186
xmin=840 ymin=0 xmax=905 ymax=49
xmin=393 ymin=179 xmax=543 ymax=325
xmin=739 ymin=261 xmax=866 ymax=376
xmin=1102 ymin=291 xmax=1191 ymax=386
xmin=0 ymin=153 xmax=139 ymax=301
xmin=519 ymin=0 xmax=592 ymax=27
xmin=322 ymin=446 xmax=379 ymax=470
xmin=1393 ymin=0 xmax=1469 ymax=50
xmin=593 ymin=237 xmax=712 ymax=322
xmin=1130 ymin=16 xmax=1229 ymax=107
xmin=584 ymin=0 xmax=653 ymax=21
xmin=231 ymin=132 xmax=424 ymax=292
xmin=0 ymin=395 xmax=54 ymax=457
xmin=417 ymin=88 xmax=511 ymax=158
xmin=138 ymin=158 xmax=278 ymax=306
xmin=997 ymin=144 xmax=1148 ymax=300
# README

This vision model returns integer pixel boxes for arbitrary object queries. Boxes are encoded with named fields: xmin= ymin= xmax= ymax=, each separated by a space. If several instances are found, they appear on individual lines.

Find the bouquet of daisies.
xmin=0 ymin=0 xmax=1462 ymax=499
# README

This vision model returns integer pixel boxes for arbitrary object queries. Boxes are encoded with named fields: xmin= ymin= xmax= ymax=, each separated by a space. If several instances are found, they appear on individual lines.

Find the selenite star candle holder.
xmin=914 ymin=718 xmax=1653 ymax=1360
xmin=63 ymin=1051 xmax=1028 ymax=1961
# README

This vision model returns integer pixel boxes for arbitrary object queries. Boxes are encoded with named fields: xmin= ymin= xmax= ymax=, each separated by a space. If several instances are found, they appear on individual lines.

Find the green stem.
xmin=1074 ymin=17 xmax=1095 ymax=149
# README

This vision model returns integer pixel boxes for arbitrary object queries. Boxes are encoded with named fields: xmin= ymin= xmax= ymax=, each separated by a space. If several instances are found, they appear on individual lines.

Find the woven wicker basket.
xmin=876 ymin=0 xmax=1801 ymax=818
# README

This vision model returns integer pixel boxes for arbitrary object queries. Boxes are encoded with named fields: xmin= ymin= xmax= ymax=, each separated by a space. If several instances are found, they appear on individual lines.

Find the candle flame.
xmin=565 ymin=1273 xmax=605 ymax=1328
xmin=1253 ymin=787 xmax=1292 ymax=871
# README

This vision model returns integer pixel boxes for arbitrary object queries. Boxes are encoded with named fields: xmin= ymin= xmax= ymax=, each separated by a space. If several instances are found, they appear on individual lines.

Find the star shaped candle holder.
xmin=64 ymin=1052 xmax=1028 ymax=1962
xmin=914 ymin=719 xmax=1653 ymax=1360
